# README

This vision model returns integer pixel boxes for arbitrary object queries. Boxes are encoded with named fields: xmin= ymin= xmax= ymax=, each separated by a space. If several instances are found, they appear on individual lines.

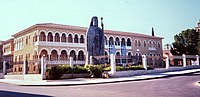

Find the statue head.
xmin=90 ymin=16 xmax=98 ymax=27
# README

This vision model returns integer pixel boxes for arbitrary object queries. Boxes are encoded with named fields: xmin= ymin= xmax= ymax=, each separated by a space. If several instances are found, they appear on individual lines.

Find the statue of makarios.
xmin=86 ymin=16 xmax=104 ymax=65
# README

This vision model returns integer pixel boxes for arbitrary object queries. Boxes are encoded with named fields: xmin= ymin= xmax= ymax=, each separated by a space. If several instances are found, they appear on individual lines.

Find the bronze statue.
xmin=86 ymin=16 xmax=104 ymax=64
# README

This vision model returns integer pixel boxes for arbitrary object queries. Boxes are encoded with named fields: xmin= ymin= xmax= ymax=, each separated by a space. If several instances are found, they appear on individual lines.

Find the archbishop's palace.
xmin=0 ymin=18 xmax=166 ymax=74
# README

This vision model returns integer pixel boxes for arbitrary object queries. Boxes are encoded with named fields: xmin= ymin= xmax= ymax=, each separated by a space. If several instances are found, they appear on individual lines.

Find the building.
xmin=195 ymin=20 xmax=200 ymax=32
xmin=0 ymin=41 xmax=4 ymax=70
xmin=2 ymin=38 xmax=14 ymax=73
xmin=4 ymin=23 xmax=163 ymax=74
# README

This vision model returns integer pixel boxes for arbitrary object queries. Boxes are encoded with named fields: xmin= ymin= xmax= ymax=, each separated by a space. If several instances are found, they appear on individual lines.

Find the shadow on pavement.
xmin=0 ymin=90 xmax=52 ymax=97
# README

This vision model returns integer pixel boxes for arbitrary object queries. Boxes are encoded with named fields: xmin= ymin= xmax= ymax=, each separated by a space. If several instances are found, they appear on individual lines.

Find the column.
xmin=23 ymin=59 xmax=28 ymax=74
xmin=69 ymin=57 xmax=74 ymax=68
xmin=110 ymin=54 xmax=116 ymax=74
xmin=89 ymin=56 xmax=93 ymax=65
xmin=165 ymin=55 xmax=169 ymax=69
xmin=182 ymin=54 xmax=186 ymax=67
xmin=3 ymin=61 xmax=7 ymax=75
xmin=196 ymin=55 xmax=199 ymax=65
xmin=142 ymin=55 xmax=147 ymax=70
xmin=45 ymin=36 xmax=47 ymax=42
xmin=41 ymin=56 xmax=46 ymax=80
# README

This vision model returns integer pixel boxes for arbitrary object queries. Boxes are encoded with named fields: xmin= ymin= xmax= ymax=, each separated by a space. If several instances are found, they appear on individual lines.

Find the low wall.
xmin=109 ymin=65 xmax=200 ymax=78
xmin=61 ymin=73 xmax=91 ymax=79
xmin=0 ymin=73 xmax=4 ymax=79
xmin=4 ymin=74 xmax=42 ymax=81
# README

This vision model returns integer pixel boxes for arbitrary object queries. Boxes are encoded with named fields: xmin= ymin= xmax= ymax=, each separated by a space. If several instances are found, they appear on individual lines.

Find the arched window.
xmin=109 ymin=37 xmax=114 ymax=46
xmin=127 ymin=38 xmax=131 ymax=46
xmin=40 ymin=32 xmax=46 ymax=41
xmin=50 ymin=50 xmax=58 ymax=61
xmin=135 ymin=40 xmax=137 ymax=46
xmin=68 ymin=34 xmax=73 ymax=43
xmin=104 ymin=36 xmax=108 ymax=45
xmin=80 ymin=35 xmax=84 ymax=43
xmin=47 ymin=33 xmax=53 ymax=42
xmin=74 ymin=34 xmax=79 ymax=43
xmin=121 ymin=38 xmax=126 ymax=46
xmin=138 ymin=40 xmax=141 ymax=47
xmin=115 ymin=37 xmax=120 ymax=46
xmin=157 ymin=42 xmax=161 ymax=48
xmin=61 ymin=34 xmax=67 ymax=42
xmin=70 ymin=50 xmax=76 ymax=60
xmin=55 ymin=33 xmax=60 ymax=42
xmin=78 ymin=50 xmax=84 ymax=60
xmin=143 ymin=41 xmax=146 ymax=47
xmin=60 ymin=50 xmax=67 ymax=60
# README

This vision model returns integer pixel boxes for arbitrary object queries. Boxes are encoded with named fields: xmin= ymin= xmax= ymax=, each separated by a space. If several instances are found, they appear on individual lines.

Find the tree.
xmin=171 ymin=29 xmax=200 ymax=55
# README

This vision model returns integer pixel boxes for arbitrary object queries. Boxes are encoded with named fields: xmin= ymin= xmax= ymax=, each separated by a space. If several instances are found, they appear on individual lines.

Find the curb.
xmin=21 ymin=70 xmax=200 ymax=86
xmin=1 ymin=69 xmax=200 ymax=86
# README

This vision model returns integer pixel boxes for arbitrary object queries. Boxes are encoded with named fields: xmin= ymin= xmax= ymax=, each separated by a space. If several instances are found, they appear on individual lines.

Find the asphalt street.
xmin=0 ymin=72 xmax=200 ymax=97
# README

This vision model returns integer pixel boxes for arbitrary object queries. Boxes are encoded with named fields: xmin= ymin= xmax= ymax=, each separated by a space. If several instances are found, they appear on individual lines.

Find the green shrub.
xmin=72 ymin=66 xmax=89 ymax=74
xmin=48 ymin=66 xmax=63 ymax=80
xmin=85 ymin=65 xmax=103 ymax=78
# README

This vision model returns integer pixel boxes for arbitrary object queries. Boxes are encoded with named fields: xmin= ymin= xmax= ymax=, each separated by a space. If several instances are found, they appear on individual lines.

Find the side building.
xmin=2 ymin=38 xmax=14 ymax=73
xmin=11 ymin=23 xmax=163 ymax=74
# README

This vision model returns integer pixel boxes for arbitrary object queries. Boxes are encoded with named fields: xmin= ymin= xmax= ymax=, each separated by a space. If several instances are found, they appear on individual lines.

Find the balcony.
xmin=34 ymin=41 xmax=86 ymax=48
xmin=105 ymin=45 xmax=132 ymax=49
xmin=148 ymin=47 xmax=156 ymax=51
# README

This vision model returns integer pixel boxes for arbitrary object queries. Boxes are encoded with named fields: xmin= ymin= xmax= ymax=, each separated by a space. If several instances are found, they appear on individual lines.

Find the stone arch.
xmin=157 ymin=41 xmax=161 ymax=48
xmin=60 ymin=50 xmax=68 ymax=60
xmin=68 ymin=34 xmax=73 ymax=43
xmin=116 ymin=51 xmax=120 ymax=56
xmin=50 ymin=50 xmax=58 ymax=60
xmin=78 ymin=50 xmax=84 ymax=60
xmin=115 ymin=37 xmax=120 ymax=46
xmin=121 ymin=38 xmax=126 ymax=46
xmin=74 ymin=34 xmax=79 ymax=43
xmin=127 ymin=38 xmax=131 ymax=46
xmin=33 ymin=50 xmax=38 ymax=59
xmin=39 ymin=31 xmax=46 ymax=41
xmin=69 ymin=50 xmax=76 ymax=60
xmin=61 ymin=33 xmax=67 ymax=42
xmin=47 ymin=32 xmax=53 ymax=42
xmin=39 ymin=49 xmax=49 ymax=59
xmin=104 ymin=36 xmax=108 ymax=45
xmin=127 ymin=51 xmax=133 ymax=56
xmin=80 ymin=34 xmax=85 ymax=43
xmin=109 ymin=37 xmax=114 ymax=46
xmin=104 ymin=50 xmax=109 ymax=55
xmin=55 ymin=33 xmax=60 ymax=42
xmin=143 ymin=40 xmax=147 ymax=47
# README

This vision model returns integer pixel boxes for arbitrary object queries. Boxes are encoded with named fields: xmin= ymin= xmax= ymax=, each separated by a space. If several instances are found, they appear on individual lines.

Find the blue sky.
xmin=0 ymin=0 xmax=200 ymax=46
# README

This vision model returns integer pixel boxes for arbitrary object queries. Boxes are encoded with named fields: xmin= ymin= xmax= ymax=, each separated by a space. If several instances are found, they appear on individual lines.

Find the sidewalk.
xmin=0 ymin=68 xmax=200 ymax=86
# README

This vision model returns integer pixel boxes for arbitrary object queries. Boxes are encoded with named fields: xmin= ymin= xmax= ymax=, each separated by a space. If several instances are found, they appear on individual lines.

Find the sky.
xmin=0 ymin=0 xmax=200 ymax=47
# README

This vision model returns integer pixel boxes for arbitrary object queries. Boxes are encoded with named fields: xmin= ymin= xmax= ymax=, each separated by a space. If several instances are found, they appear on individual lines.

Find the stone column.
xmin=3 ymin=61 xmax=7 ymax=75
xmin=165 ymin=55 xmax=169 ymax=69
xmin=69 ymin=57 xmax=74 ymax=68
xmin=142 ymin=55 xmax=147 ymax=70
xmin=23 ymin=59 xmax=28 ymax=74
xmin=110 ymin=54 xmax=116 ymax=74
xmin=182 ymin=54 xmax=186 ymax=67
xmin=89 ymin=56 xmax=93 ymax=65
xmin=41 ymin=56 xmax=46 ymax=80
xmin=196 ymin=55 xmax=199 ymax=65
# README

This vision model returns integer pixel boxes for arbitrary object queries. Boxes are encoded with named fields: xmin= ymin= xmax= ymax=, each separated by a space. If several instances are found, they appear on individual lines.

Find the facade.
xmin=3 ymin=23 xmax=162 ymax=74
xmin=2 ymin=38 xmax=14 ymax=72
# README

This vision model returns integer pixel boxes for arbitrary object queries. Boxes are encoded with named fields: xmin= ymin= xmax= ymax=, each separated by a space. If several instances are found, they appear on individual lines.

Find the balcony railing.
xmin=34 ymin=41 xmax=86 ymax=47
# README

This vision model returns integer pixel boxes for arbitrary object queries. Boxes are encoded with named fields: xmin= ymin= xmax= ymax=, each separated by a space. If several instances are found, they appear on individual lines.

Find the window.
xmin=127 ymin=38 xmax=131 ymax=46
xmin=143 ymin=41 xmax=146 ymax=47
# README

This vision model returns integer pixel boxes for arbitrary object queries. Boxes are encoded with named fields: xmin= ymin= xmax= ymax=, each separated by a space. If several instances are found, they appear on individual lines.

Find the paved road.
xmin=0 ymin=72 xmax=200 ymax=97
